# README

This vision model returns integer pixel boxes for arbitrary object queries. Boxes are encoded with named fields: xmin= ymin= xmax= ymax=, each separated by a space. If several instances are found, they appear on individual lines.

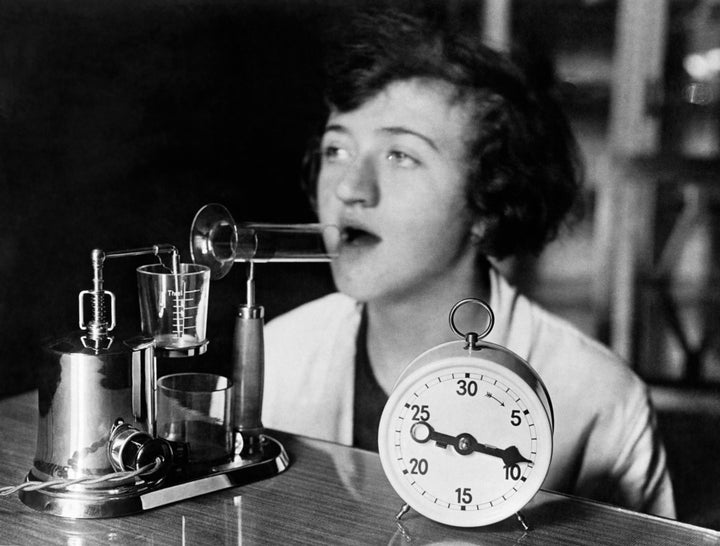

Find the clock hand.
xmin=410 ymin=422 xmax=532 ymax=467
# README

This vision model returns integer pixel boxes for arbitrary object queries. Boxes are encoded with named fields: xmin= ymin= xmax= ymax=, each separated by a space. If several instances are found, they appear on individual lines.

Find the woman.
xmin=262 ymin=9 xmax=674 ymax=518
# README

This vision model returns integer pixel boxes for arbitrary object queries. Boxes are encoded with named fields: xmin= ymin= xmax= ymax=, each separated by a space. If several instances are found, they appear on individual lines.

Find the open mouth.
xmin=341 ymin=226 xmax=381 ymax=246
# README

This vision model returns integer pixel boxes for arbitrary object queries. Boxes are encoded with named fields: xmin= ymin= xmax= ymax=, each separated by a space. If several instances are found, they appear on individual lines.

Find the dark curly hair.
xmin=304 ymin=8 xmax=583 ymax=259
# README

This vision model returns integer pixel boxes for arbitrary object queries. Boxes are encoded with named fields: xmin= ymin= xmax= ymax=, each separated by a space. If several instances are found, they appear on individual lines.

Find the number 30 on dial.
xmin=378 ymin=301 xmax=554 ymax=527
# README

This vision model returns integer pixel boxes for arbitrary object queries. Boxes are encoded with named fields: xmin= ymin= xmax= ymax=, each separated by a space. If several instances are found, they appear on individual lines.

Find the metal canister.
xmin=31 ymin=334 xmax=154 ymax=480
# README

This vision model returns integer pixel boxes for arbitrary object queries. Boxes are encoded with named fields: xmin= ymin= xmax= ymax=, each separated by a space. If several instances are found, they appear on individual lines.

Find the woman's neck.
xmin=365 ymin=261 xmax=490 ymax=393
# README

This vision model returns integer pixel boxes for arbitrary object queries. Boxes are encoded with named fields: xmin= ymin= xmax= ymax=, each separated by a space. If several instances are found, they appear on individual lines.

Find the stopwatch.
xmin=377 ymin=299 xmax=554 ymax=527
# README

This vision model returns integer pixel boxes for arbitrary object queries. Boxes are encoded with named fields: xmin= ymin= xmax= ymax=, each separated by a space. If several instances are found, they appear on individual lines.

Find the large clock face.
xmin=378 ymin=354 xmax=553 ymax=527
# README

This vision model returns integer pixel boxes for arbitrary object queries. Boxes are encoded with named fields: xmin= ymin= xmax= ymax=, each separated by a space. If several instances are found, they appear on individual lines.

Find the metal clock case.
xmin=378 ymin=299 xmax=554 ymax=528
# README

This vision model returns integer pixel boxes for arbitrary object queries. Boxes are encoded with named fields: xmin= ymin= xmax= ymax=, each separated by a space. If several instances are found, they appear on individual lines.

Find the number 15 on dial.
xmin=378 ymin=300 xmax=554 ymax=528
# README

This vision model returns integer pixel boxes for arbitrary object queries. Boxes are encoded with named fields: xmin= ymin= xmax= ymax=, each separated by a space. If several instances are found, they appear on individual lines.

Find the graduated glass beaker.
xmin=137 ymin=263 xmax=210 ymax=351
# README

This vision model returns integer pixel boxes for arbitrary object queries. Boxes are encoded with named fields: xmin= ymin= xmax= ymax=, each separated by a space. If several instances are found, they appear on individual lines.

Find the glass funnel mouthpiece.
xmin=190 ymin=203 xmax=340 ymax=279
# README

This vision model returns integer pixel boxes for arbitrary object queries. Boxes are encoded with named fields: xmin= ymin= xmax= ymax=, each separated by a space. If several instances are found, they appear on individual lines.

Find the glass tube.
xmin=191 ymin=203 xmax=339 ymax=279
xmin=234 ymin=223 xmax=339 ymax=263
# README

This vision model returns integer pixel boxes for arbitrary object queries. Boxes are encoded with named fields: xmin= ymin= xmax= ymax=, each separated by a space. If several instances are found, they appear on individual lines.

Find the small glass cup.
xmin=156 ymin=373 xmax=233 ymax=465
xmin=137 ymin=263 xmax=210 ymax=350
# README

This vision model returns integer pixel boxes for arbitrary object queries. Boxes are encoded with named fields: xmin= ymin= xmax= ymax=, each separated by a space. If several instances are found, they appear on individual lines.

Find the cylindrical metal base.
xmin=19 ymin=435 xmax=289 ymax=518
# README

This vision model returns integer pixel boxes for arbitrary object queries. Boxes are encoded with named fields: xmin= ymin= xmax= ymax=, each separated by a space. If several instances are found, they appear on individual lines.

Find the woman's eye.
xmin=387 ymin=150 xmax=419 ymax=168
xmin=322 ymin=145 xmax=351 ymax=163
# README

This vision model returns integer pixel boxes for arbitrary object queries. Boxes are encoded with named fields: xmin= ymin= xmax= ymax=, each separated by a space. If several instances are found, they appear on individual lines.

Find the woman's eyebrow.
xmin=323 ymin=123 xmax=439 ymax=152
xmin=323 ymin=123 xmax=348 ymax=136
xmin=381 ymin=126 xmax=438 ymax=151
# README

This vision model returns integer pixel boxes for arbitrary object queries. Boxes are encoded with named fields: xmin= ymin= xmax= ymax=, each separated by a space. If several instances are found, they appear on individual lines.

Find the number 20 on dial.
xmin=378 ymin=342 xmax=554 ymax=527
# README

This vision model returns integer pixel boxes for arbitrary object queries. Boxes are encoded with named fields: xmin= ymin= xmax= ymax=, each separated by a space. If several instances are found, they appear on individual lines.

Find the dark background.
xmin=0 ymin=0 xmax=347 ymax=394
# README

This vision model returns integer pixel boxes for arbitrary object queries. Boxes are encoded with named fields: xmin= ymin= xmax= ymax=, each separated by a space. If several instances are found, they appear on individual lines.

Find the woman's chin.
xmin=330 ymin=263 xmax=380 ymax=302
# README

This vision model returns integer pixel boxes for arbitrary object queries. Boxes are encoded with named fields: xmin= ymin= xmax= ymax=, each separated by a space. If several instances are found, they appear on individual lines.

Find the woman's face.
xmin=317 ymin=78 xmax=481 ymax=304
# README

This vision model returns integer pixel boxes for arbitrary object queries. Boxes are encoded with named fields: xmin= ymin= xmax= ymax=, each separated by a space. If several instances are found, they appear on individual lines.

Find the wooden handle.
xmin=231 ymin=305 xmax=265 ymax=437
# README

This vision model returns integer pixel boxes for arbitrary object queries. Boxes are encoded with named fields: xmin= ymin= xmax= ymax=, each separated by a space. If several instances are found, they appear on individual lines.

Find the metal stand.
xmin=155 ymin=340 xmax=209 ymax=359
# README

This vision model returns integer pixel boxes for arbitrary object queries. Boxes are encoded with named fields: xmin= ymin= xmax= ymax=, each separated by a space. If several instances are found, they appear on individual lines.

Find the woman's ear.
xmin=470 ymin=220 xmax=486 ymax=244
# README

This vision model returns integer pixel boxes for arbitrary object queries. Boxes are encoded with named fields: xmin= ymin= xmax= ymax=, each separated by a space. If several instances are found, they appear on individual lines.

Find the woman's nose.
xmin=334 ymin=156 xmax=379 ymax=207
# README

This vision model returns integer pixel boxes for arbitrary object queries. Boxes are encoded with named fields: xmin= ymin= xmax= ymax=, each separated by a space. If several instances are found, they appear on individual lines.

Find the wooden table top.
xmin=0 ymin=390 xmax=718 ymax=545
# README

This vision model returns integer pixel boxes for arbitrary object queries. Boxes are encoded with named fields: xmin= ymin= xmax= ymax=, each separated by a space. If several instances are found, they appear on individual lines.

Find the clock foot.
xmin=395 ymin=503 xmax=411 ymax=521
xmin=516 ymin=511 xmax=531 ymax=531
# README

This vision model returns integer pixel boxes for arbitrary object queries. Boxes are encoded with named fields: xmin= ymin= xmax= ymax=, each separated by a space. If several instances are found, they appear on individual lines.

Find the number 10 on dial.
xmin=377 ymin=300 xmax=554 ymax=528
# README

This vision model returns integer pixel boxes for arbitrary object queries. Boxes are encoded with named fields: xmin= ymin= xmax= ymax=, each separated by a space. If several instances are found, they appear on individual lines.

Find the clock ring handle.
xmin=448 ymin=298 xmax=494 ymax=348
